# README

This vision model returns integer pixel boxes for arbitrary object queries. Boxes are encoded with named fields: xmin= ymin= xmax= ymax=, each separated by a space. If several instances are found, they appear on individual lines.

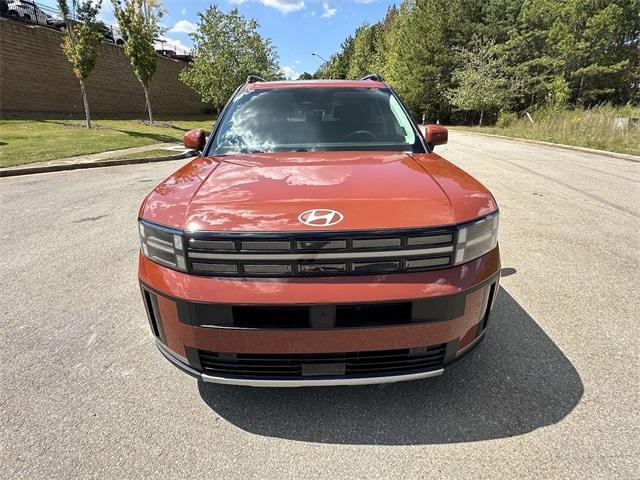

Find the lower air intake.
xmin=198 ymin=344 xmax=447 ymax=379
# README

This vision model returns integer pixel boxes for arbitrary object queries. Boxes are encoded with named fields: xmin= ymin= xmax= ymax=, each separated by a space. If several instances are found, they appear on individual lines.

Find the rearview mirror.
xmin=423 ymin=124 xmax=448 ymax=146
xmin=183 ymin=129 xmax=206 ymax=151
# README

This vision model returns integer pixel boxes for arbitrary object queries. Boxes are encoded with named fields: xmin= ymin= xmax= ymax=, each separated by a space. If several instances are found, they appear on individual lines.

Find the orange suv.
xmin=138 ymin=75 xmax=500 ymax=386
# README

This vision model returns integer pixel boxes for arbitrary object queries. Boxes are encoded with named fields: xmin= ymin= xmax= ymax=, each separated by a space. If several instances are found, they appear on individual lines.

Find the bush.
xmin=496 ymin=111 xmax=518 ymax=128
xmin=460 ymin=104 xmax=640 ymax=155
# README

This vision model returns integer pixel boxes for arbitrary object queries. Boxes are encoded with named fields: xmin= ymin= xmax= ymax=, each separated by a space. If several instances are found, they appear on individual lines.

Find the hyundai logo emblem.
xmin=298 ymin=209 xmax=344 ymax=227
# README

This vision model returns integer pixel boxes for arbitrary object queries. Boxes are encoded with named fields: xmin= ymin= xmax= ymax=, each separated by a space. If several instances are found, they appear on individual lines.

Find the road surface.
xmin=1 ymin=132 xmax=638 ymax=479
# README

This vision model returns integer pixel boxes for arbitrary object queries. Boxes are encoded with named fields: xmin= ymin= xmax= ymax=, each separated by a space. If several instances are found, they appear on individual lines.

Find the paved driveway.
xmin=1 ymin=132 xmax=638 ymax=479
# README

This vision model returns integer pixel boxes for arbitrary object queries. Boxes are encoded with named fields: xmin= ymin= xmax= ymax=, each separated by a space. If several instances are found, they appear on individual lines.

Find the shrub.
xmin=496 ymin=111 xmax=518 ymax=128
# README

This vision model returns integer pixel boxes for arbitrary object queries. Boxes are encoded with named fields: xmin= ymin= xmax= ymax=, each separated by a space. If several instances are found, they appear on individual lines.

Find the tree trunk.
xmin=79 ymin=78 xmax=91 ymax=129
xmin=479 ymin=110 xmax=484 ymax=126
xmin=143 ymin=83 xmax=153 ymax=124
xmin=577 ymin=76 xmax=585 ymax=104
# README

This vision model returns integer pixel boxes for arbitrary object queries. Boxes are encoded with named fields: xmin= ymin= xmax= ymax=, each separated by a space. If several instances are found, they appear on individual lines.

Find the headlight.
xmin=454 ymin=212 xmax=499 ymax=265
xmin=139 ymin=220 xmax=187 ymax=272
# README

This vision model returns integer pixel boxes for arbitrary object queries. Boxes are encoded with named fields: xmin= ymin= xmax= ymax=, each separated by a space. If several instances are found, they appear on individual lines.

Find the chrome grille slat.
xmin=184 ymin=227 xmax=457 ymax=277
xmin=187 ymin=245 xmax=453 ymax=261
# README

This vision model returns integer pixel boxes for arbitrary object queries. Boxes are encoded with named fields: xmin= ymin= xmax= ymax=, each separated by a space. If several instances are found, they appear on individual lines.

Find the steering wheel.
xmin=342 ymin=130 xmax=379 ymax=142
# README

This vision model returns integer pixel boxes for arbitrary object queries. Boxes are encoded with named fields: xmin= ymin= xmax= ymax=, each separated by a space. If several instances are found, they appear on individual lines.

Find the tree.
xmin=314 ymin=36 xmax=354 ymax=79
xmin=447 ymin=37 xmax=511 ymax=125
xmin=383 ymin=0 xmax=476 ymax=121
xmin=112 ymin=0 xmax=163 ymax=123
xmin=502 ymin=0 xmax=640 ymax=108
xmin=297 ymin=72 xmax=313 ymax=80
xmin=180 ymin=7 xmax=282 ymax=111
xmin=370 ymin=5 xmax=399 ymax=79
xmin=347 ymin=24 xmax=376 ymax=79
xmin=57 ymin=0 xmax=103 ymax=128
xmin=317 ymin=0 xmax=639 ymax=119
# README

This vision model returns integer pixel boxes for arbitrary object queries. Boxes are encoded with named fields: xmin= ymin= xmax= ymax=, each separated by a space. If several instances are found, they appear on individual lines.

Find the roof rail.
xmin=246 ymin=75 xmax=266 ymax=83
xmin=360 ymin=73 xmax=385 ymax=82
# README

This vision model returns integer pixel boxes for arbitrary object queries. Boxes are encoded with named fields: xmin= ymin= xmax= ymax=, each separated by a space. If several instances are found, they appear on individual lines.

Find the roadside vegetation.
xmin=311 ymin=0 xmax=639 ymax=153
xmin=0 ymin=117 xmax=213 ymax=167
xmin=455 ymin=105 xmax=640 ymax=156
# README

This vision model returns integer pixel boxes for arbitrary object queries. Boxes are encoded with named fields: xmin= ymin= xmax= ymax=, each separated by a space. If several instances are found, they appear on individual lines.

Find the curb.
xmin=0 ymin=152 xmax=191 ymax=178
xmin=449 ymin=129 xmax=640 ymax=163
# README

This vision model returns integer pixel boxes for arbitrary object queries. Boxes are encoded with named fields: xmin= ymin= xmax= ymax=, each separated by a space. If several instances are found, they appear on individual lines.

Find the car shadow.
xmin=197 ymin=287 xmax=583 ymax=445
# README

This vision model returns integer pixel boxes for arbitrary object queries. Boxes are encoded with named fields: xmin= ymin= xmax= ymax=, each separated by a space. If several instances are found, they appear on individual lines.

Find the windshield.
xmin=209 ymin=87 xmax=422 ymax=155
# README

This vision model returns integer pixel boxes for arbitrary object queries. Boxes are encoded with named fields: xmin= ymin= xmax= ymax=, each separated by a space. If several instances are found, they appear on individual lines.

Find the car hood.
xmin=141 ymin=151 xmax=497 ymax=232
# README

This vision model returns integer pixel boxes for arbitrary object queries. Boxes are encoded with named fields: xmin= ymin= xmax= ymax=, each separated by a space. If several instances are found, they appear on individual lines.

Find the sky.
xmin=39 ymin=0 xmax=396 ymax=79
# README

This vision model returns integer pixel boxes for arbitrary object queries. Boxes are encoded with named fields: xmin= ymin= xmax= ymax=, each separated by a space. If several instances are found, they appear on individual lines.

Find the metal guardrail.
xmin=0 ymin=0 xmax=192 ymax=61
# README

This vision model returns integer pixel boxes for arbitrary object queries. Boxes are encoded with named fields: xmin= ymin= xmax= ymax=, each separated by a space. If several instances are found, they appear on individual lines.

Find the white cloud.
xmin=281 ymin=65 xmax=300 ymax=80
xmin=294 ymin=60 xmax=301 ymax=64
xmin=226 ymin=0 xmax=305 ymax=14
xmin=354 ymin=0 xmax=376 ymax=3
xmin=321 ymin=3 xmax=336 ymax=17
xmin=260 ymin=0 xmax=305 ymax=14
xmin=181 ymin=7 xmax=187 ymax=15
xmin=170 ymin=19 xmax=197 ymax=34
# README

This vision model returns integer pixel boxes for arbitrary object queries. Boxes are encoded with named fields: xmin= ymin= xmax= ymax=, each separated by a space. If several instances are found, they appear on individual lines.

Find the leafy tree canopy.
xmin=180 ymin=6 xmax=282 ymax=111
xmin=448 ymin=37 xmax=513 ymax=124
xmin=314 ymin=0 xmax=640 ymax=122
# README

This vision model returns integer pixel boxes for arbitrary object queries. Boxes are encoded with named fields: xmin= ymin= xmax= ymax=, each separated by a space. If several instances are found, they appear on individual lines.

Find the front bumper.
xmin=155 ymin=333 xmax=487 ymax=387
xmin=139 ymin=247 xmax=500 ymax=386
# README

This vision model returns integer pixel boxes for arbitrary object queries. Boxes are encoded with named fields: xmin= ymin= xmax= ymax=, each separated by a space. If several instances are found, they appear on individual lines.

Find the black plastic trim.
xmin=360 ymin=73 xmax=385 ymax=82
xmin=140 ymin=287 xmax=166 ymax=344
xmin=139 ymin=270 xmax=499 ymax=331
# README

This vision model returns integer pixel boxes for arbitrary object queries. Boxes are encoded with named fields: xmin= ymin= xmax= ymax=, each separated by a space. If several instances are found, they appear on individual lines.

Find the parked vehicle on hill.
xmin=156 ymin=48 xmax=177 ymax=58
xmin=138 ymin=74 xmax=501 ymax=387
xmin=156 ymin=48 xmax=192 ymax=62
xmin=6 ymin=0 xmax=49 ymax=24
xmin=111 ymin=25 xmax=126 ymax=45
xmin=46 ymin=17 xmax=126 ymax=45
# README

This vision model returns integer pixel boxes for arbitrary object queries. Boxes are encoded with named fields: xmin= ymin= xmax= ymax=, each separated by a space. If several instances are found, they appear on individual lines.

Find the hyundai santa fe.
xmin=138 ymin=74 xmax=500 ymax=387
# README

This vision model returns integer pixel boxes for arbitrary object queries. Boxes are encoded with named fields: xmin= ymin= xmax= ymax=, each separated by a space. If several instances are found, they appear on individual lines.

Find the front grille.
xmin=198 ymin=344 xmax=447 ymax=379
xmin=184 ymin=227 xmax=457 ymax=277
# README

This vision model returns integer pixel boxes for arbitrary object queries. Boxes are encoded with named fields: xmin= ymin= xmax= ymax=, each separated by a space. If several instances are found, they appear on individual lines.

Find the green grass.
xmin=0 ymin=116 xmax=214 ymax=167
xmin=453 ymin=105 xmax=640 ymax=156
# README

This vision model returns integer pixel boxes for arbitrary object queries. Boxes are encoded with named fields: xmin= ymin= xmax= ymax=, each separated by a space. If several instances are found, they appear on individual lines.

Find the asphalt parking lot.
xmin=1 ymin=132 xmax=638 ymax=479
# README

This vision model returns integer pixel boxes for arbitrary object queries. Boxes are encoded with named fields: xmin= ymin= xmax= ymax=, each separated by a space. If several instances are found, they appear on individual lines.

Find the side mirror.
xmin=183 ymin=129 xmax=206 ymax=151
xmin=423 ymin=124 xmax=448 ymax=146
